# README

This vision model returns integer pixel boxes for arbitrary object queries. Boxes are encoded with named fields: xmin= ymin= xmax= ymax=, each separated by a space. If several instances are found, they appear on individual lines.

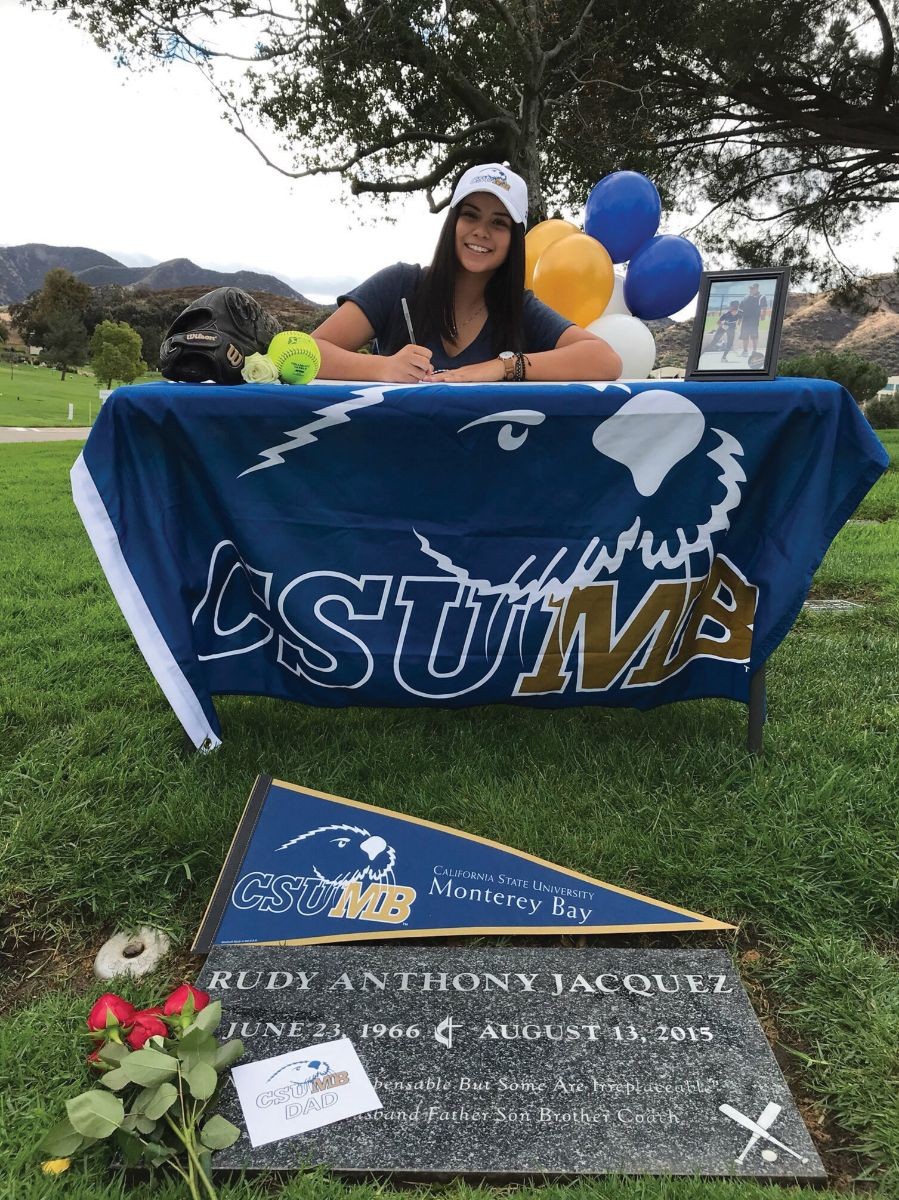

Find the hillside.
xmin=0 ymin=244 xmax=308 ymax=305
xmin=139 ymin=286 xmax=331 ymax=331
xmin=653 ymin=273 xmax=899 ymax=371
xmin=0 ymin=244 xmax=121 ymax=304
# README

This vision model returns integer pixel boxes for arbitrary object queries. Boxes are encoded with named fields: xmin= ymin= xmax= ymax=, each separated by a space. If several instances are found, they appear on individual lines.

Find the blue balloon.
xmin=623 ymin=235 xmax=703 ymax=320
xmin=584 ymin=171 xmax=661 ymax=263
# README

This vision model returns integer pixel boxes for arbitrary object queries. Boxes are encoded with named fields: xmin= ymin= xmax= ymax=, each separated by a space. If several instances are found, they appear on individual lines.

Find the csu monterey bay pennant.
xmin=193 ymin=777 xmax=730 ymax=951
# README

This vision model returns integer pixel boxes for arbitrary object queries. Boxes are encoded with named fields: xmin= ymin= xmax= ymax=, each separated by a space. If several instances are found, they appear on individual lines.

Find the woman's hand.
xmin=377 ymin=344 xmax=434 ymax=383
xmin=430 ymin=358 xmax=504 ymax=383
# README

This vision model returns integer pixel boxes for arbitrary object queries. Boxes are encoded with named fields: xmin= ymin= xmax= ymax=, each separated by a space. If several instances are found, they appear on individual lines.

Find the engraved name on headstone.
xmin=197 ymin=945 xmax=825 ymax=1179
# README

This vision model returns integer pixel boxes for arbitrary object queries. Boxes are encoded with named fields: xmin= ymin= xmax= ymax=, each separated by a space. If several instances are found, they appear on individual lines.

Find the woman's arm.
xmin=436 ymin=325 xmax=622 ymax=383
xmin=312 ymin=301 xmax=434 ymax=383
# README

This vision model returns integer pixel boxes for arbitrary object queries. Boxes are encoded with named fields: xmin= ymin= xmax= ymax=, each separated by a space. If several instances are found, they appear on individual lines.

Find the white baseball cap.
xmin=450 ymin=163 xmax=528 ymax=225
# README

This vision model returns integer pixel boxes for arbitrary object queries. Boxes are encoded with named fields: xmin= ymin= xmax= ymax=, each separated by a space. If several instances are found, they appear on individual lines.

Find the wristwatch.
xmin=499 ymin=351 xmax=516 ymax=381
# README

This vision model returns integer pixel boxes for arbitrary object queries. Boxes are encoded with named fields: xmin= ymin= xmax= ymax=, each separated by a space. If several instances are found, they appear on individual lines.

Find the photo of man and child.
xmin=697 ymin=279 xmax=774 ymax=371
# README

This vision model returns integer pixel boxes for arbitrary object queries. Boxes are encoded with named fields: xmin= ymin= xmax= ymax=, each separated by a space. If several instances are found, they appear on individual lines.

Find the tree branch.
xmin=863 ymin=0 xmax=896 ymax=107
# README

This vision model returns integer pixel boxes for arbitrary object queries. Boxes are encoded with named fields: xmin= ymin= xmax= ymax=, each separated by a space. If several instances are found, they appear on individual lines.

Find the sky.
xmin=1 ymin=1 xmax=894 ymax=306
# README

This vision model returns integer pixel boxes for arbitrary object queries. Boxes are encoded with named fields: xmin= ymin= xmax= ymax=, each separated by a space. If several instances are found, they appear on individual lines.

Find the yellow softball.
xmin=267 ymin=331 xmax=321 ymax=385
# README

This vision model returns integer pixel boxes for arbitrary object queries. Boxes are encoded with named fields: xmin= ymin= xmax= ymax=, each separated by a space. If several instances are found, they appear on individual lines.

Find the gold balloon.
xmin=524 ymin=219 xmax=579 ymax=289
xmin=532 ymin=234 xmax=614 ymax=327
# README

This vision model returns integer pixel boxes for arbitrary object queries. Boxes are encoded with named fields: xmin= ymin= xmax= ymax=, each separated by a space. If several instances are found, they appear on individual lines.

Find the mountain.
xmin=0 ymin=244 xmax=309 ymax=305
xmin=652 ymin=273 xmax=899 ymax=372
xmin=0 ymin=244 xmax=122 ymax=304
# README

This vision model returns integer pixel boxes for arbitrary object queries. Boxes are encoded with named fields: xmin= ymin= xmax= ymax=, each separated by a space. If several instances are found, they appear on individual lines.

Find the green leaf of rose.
xmin=213 ymin=1039 xmax=244 ymax=1070
xmin=199 ymin=1115 xmax=241 ymax=1149
xmin=175 ymin=1025 xmax=217 ymax=1070
xmin=116 ymin=1127 xmax=144 ymax=1166
xmin=143 ymin=1081 xmax=179 ymax=1121
xmin=192 ymin=1001 xmax=222 ymax=1034
xmin=120 ymin=1047 xmax=178 ymax=1087
xmin=141 ymin=1140 xmax=174 ymax=1163
xmin=185 ymin=1061 xmax=218 ymax=1100
xmin=99 ymin=1065 xmax=131 ymax=1092
xmin=98 ymin=1042 xmax=129 ymax=1065
xmin=65 ymin=1090 xmax=125 ymax=1139
xmin=39 ymin=1118 xmax=84 ymax=1157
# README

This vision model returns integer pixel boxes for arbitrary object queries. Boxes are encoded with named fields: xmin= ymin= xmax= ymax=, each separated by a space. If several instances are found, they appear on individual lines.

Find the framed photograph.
xmin=684 ymin=267 xmax=791 ymax=382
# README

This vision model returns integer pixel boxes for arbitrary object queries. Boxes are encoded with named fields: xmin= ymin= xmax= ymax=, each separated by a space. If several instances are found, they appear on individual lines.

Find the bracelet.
xmin=513 ymin=351 xmax=525 ymax=382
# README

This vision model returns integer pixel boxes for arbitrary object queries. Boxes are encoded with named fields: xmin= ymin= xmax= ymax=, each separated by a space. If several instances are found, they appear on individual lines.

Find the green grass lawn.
xmin=0 ymin=364 xmax=162 ymax=427
xmin=0 ymin=436 xmax=897 ymax=1199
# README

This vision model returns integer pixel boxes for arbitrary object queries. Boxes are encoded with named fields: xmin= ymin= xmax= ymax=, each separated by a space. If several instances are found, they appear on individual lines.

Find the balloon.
xmin=623 ymin=235 xmax=703 ymax=320
xmin=586 ymin=313 xmax=656 ymax=379
xmin=602 ymin=269 xmax=631 ymax=317
xmin=532 ymin=234 xmax=614 ymax=327
xmin=584 ymin=172 xmax=661 ymax=263
xmin=524 ymin=219 xmax=579 ymax=288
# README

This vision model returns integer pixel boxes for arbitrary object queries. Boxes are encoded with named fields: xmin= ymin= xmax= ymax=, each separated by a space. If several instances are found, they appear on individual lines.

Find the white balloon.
xmin=587 ymin=313 xmax=656 ymax=378
xmin=602 ymin=269 xmax=631 ymax=316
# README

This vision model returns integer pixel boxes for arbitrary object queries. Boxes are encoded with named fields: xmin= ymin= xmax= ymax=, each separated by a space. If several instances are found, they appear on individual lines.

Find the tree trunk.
xmin=518 ymin=87 xmax=546 ymax=227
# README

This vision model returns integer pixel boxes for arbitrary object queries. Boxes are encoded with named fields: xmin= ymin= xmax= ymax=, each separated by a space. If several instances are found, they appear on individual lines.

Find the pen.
xmin=401 ymin=297 xmax=415 ymax=344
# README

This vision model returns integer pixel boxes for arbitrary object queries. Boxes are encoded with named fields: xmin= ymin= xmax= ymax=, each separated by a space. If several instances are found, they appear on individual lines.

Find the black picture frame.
xmin=684 ymin=267 xmax=791 ymax=382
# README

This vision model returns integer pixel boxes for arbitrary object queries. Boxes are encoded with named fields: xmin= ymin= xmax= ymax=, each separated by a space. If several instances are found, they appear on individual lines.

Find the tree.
xmin=567 ymin=0 xmax=899 ymax=281
xmin=778 ymin=350 xmax=887 ymax=405
xmin=10 ymin=268 xmax=92 ymax=347
xmin=41 ymin=311 xmax=90 ymax=380
xmin=90 ymin=320 xmax=148 ymax=389
xmin=34 ymin=0 xmax=627 ymax=224
xmin=34 ymin=0 xmax=899 ymax=276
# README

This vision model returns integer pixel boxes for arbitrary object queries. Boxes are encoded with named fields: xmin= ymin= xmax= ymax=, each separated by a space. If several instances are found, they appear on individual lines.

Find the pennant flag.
xmin=194 ymin=776 xmax=731 ymax=951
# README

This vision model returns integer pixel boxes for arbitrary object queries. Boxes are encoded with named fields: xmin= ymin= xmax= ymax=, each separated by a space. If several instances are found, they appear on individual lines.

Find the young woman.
xmin=311 ymin=163 xmax=622 ymax=383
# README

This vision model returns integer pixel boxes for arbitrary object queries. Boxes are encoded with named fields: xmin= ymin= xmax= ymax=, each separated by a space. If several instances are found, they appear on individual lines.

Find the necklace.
xmin=453 ymin=304 xmax=486 ymax=338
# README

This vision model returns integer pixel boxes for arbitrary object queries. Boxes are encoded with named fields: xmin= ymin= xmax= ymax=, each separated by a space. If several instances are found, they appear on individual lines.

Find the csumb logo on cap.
xmin=473 ymin=169 xmax=510 ymax=192
xmin=230 ymin=822 xmax=417 ymax=924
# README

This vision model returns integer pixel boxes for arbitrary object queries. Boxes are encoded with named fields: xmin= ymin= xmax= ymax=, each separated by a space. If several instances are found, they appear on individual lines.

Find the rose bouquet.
xmin=40 ymin=984 xmax=243 ymax=1199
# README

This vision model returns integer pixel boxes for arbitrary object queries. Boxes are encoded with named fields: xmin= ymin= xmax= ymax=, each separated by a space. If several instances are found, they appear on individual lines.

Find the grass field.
xmin=0 ymin=364 xmax=161 ymax=427
xmin=0 ymin=435 xmax=897 ymax=1199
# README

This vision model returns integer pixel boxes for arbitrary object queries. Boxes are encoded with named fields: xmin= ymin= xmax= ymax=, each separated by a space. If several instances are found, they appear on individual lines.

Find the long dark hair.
xmin=411 ymin=206 xmax=526 ymax=353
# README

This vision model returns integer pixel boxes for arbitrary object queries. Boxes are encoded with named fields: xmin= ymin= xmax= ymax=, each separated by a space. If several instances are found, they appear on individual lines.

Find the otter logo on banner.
xmin=193 ymin=776 xmax=730 ymax=951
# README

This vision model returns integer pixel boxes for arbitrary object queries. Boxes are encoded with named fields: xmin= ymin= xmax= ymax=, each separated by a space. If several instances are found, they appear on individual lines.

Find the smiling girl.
xmin=311 ymin=163 xmax=621 ymax=384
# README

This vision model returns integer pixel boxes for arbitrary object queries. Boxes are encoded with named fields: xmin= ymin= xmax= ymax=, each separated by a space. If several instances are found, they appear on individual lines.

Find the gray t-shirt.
xmin=337 ymin=262 xmax=574 ymax=370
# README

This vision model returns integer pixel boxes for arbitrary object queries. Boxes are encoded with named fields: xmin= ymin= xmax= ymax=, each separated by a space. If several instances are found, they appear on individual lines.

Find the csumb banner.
xmin=193 ymin=777 xmax=731 ymax=949
xmin=72 ymin=378 xmax=887 ymax=748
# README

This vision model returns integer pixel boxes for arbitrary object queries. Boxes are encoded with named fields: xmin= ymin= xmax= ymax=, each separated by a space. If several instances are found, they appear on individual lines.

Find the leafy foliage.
xmin=40 ymin=311 xmax=90 ymax=380
xmin=778 ymin=349 xmax=888 ymax=405
xmin=89 ymin=320 xmax=147 ymax=389
xmin=10 ymin=268 xmax=91 ymax=346
xmin=32 ymin=0 xmax=899 ymax=277
xmin=865 ymin=390 xmax=899 ymax=427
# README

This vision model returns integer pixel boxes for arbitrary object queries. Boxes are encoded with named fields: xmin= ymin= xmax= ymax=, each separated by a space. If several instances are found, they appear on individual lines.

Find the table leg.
xmin=747 ymin=663 xmax=767 ymax=755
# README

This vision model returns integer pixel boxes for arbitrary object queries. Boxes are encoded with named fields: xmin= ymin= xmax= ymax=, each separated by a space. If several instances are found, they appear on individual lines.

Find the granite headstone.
xmin=196 ymin=945 xmax=824 ymax=1180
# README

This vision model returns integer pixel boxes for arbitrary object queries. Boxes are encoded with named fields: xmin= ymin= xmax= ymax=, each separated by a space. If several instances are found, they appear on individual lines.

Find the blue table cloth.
xmin=72 ymin=378 xmax=887 ymax=748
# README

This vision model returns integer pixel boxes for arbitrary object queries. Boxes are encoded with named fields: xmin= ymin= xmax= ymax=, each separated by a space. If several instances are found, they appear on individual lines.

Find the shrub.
xmin=864 ymin=393 xmax=899 ymax=429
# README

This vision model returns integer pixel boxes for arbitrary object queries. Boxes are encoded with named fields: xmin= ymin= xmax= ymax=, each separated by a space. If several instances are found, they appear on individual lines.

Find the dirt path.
xmin=0 ymin=427 xmax=91 ymax=442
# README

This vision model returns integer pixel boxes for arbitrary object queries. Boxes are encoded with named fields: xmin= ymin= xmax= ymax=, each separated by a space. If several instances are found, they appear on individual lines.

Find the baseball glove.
xmin=159 ymin=287 xmax=283 ymax=385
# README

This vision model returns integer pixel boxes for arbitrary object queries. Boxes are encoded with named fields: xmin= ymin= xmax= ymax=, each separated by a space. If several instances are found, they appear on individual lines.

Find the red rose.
xmin=163 ymin=984 xmax=210 ymax=1016
xmin=86 ymin=992 xmax=137 ymax=1032
xmin=126 ymin=1007 xmax=168 ymax=1049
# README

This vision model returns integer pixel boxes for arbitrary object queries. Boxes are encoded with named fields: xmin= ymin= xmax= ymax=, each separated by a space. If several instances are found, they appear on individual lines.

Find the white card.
xmin=231 ymin=1037 xmax=382 ymax=1147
